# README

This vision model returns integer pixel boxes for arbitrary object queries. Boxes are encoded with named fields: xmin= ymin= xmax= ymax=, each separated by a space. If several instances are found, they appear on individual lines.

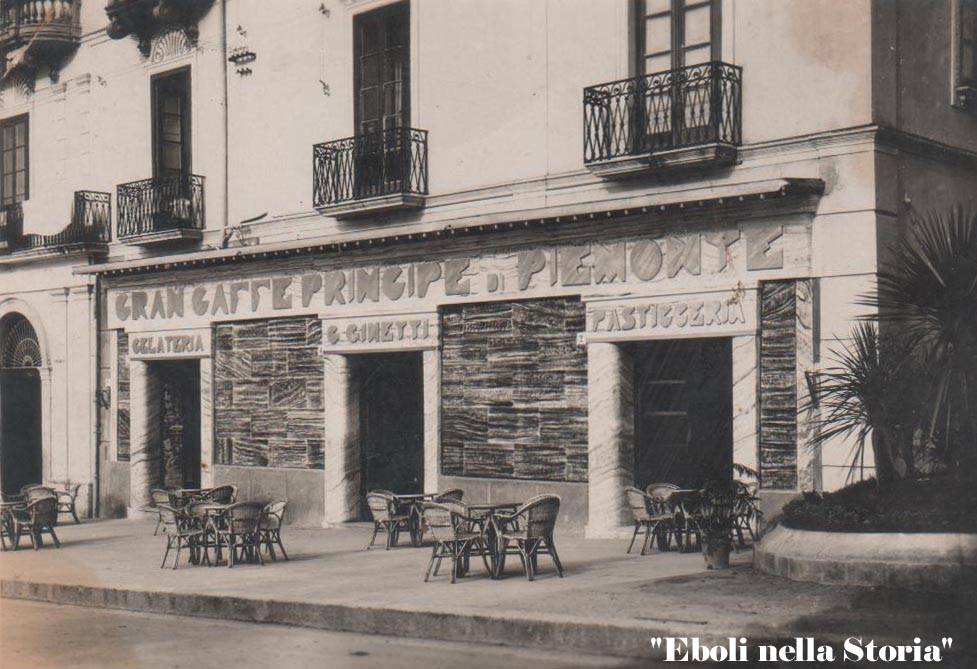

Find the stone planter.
xmin=756 ymin=523 xmax=977 ymax=591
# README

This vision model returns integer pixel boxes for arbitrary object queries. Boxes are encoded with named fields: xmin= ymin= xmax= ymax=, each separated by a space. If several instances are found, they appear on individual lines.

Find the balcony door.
xmin=152 ymin=69 xmax=191 ymax=183
xmin=354 ymin=2 xmax=409 ymax=198
xmin=0 ymin=114 xmax=28 ymax=207
xmin=634 ymin=0 xmax=720 ymax=150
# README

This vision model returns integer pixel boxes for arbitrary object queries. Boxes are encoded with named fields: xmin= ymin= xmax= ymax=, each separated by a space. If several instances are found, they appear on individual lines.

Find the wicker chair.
xmin=366 ymin=492 xmax=410 ymax=550
xmin=258 ymin=500 xmax=289 ymax=561
xmin=149 ymin=489 xmax=177 ymax=535
xmin=732 ymin=482 xmax=760 ymax=546
xmin=494 ymin=495 xmax=564 ymax=581
xmin=55 ymin=484 xmax=83 ymax=524
xmin=9 ymin=497 xmax=60 ymax=550
xmin=433 ymin=488 xmax=464 ymax=503
xmin=204 ymin=485 xmax=237 ymax=504
xmin=625 ymin=487 xmax=675 ymax=555
xmin=158 ymin=504 xmax=203 ymax=569
xmin=214 ymin=502 xmax=264 ymax=567
xmin=421 ymin=502 xmax=491 ymax=584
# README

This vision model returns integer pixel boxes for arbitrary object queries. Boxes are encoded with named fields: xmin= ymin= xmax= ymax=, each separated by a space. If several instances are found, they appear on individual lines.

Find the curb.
xmin=1 ymin=578 xmax=683 ymax=659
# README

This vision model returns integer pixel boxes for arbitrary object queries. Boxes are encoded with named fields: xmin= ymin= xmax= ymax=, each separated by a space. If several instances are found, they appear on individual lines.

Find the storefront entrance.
xmin=150 ymin=360 xmax=201 ymax=490
xmin=356 ymin=352 xmax=424 ymax=504
xmin=0 ymin=314 xmax=44 ymax=495
xmin=632 ymin=338 xmax=732 ymax=489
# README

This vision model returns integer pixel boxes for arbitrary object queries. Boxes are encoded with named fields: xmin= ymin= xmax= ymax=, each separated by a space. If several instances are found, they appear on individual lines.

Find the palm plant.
xmin=869 ymin=207 xmax=977 ymax=478
xmin=811 ymin=323 xmax=925 ymax=484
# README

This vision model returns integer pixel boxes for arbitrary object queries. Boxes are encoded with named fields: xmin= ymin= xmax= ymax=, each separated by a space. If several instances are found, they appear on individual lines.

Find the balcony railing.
xmin=583 ymin=61 xmax=741 ymax=167
xmin=0 ymin=191 xmax=110 ymax=255
xmin=313 ymin=127 xmax=428 ymax=211
xmin=117 ymin=174 xmax=204 ymax=241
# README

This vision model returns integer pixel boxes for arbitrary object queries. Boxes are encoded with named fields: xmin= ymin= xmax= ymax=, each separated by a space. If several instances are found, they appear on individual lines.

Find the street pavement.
xmin=1 ymin=520 xmax=975 ymax=663
xmin=0 ymin=599 xmax=643 ymax=669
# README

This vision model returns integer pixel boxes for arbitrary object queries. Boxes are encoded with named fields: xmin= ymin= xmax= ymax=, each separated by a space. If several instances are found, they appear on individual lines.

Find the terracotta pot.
xmin=703 ymin=540 xmax=731 ymax=570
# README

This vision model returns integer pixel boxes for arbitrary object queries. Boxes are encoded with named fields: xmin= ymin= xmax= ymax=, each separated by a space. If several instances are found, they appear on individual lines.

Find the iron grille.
xmin=583 ymin=61 xmax=742 ymax=164
xmin=313 ymin=127 xmax=428 ymax=208
xmin=13 ymin=190 xmax=112 ymax=251
xmin=1 ymin=313 xmax=42 ymax=368
xmin=116 ymin=174 xmax=204 ymax=239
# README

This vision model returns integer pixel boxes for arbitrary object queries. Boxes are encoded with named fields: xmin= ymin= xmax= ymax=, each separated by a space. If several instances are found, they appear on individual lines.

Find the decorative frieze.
xmin=214 ymin=316 xmax=324 ymax=469
xmin=441 ymin=298 xmax=588 ymax=482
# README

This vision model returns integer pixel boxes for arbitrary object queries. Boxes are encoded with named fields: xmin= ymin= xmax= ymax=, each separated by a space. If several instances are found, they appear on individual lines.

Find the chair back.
xmin=27 ymin=497 xmax=58 ymax=526
xmin=646 ymin=482 xmax=679 ymax=500
xmin=625 ymin=487 xmax=653 ymax=522
xmin=151 ymin=489 xmax=174 ymax=507
xmin=63 ymin=483 xmax=82 ymax=500
xmin=421 ymin=502 xmax=466 ymax=542
xmin=26 ymin=486 xmax=56 ymax=502
xmin=366 ymin=492 xmax=396 ymax=522
xmin=260 ymin=500 xmax=287 ymax=530
xmin=157 ymin=504 xmax=184 ymax=533
xmin=515 ymin=494 xmax=561 ymax=539
xmin=433 ymin=488 xmax=464 ymax=503
xmin=225 ymin=502 xmax=263 ymax=534
xmin=206 ymin=485 xmax=237 ymax=504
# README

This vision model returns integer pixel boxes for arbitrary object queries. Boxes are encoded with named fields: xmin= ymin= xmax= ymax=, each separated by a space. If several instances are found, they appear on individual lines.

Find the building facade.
xmin=1 ymin=0 xmax=976 ymax=532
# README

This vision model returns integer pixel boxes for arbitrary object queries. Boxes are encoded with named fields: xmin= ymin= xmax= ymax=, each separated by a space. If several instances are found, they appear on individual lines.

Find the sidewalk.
xmin=1 ymin=520 xmax=974 ymax=660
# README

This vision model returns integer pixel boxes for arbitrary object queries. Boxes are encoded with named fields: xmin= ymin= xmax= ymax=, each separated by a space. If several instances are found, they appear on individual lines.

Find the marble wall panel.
xmin=214 ymin=316 xmax=324 ymax=468
xmin=441 ymin=297 xmax=588 ymax=482
xmin=759 ymin=281 xmax=799 ymax=489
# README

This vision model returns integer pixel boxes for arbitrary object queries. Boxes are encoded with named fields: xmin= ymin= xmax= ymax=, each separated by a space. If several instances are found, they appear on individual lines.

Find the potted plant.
xmin=698 ymin=478 xmax=739 ymax=570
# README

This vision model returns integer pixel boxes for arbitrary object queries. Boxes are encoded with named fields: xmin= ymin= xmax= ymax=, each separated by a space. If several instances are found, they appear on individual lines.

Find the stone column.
xmin=586 ymin=342 xmax=634 ymax=538
xmin=323 ymin=354 xmax=360 ymax=525
xmin=422 ymin=349 xmax=441 ymax=494
xmin=732 ymin=334 xmax=759 ymax=478
xmin=128 ymin=360 xmax=161 ymax=519
xmin=199 ymin=357 xmax=215 ymax=489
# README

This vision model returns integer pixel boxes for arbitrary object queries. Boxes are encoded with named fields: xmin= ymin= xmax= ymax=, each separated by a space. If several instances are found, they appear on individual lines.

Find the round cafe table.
xmin=465 ymin=502 xmax=521 ymax=578
xmin=391 ymin=493 xmax=437 ymax=546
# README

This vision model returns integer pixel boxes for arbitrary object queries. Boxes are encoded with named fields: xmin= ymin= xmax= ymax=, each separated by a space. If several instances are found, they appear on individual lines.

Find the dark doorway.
xmin=357 ymin=352 xmax=423 ymax=508
xmin=152 ymin=360 xmax=201 ymax=490
xmin=0 ymin=368 xmax=42 ymax=495
xmin=632 ymin=338 xmax=732 ymax=489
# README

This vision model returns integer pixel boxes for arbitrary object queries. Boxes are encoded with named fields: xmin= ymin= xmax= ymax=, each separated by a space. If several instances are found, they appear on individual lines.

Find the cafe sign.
xmin=581 ymin=289 xmax=757 ymax=343
xmin=129 ymin=328 xmax=211 ymax=360
xmin=320 ymin=313 xmax=439 ymax=353
xmin=107 ymin=219 xmax=806 ymax=331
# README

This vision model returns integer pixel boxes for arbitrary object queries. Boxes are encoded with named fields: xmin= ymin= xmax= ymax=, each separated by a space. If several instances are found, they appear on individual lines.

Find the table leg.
xmin=409 ymin=505 xmax=423 ymax=547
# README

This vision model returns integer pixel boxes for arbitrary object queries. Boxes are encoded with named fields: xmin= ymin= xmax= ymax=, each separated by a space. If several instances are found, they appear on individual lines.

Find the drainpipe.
xmin=90 ymin=277 xmax=101 ymax=518
xmin=220 ymin=0 xmax=229 ymax=231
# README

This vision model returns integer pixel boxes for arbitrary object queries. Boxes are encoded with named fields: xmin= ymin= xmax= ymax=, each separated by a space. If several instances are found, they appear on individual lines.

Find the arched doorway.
xmin=0 ymin=313 xmax=43 ymax=495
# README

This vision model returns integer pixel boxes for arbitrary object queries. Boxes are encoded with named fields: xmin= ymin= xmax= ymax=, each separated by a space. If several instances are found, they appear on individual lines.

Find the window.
xmin=354 ymin=2 xmax=409 ymax=135
xmin=955 ymin=0 xmax=977 ymax=107
xmin=152 ymin=68 xmax=191 ymax=180
xmin=0 ymin=115 xmax=28 ymax=206
xmin=634 ymin=0 xmax=720 ymax=75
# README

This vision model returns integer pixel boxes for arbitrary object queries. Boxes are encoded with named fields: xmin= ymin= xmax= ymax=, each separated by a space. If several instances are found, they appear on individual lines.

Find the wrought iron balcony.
xmin=0 ymin=191 xmax=110 ymax=258
xmin=0 ymin=0 xmax=81 ymax=82
xmin=313 ymin=127 xmax=428 ymax=218
xmin=583 ymin=62 xmax=742 ymax=177
xmin=117 ymin=174 xmax=204 ymax=245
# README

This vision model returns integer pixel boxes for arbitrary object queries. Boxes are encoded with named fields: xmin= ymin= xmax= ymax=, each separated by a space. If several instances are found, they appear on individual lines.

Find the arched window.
xmin=1 ymin=314 xmax=42 ymax=368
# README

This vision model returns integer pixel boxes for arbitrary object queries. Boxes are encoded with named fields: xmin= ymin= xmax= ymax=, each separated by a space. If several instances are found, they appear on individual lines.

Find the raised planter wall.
xmin=756 ymin=524 xmax=977 ymax=591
